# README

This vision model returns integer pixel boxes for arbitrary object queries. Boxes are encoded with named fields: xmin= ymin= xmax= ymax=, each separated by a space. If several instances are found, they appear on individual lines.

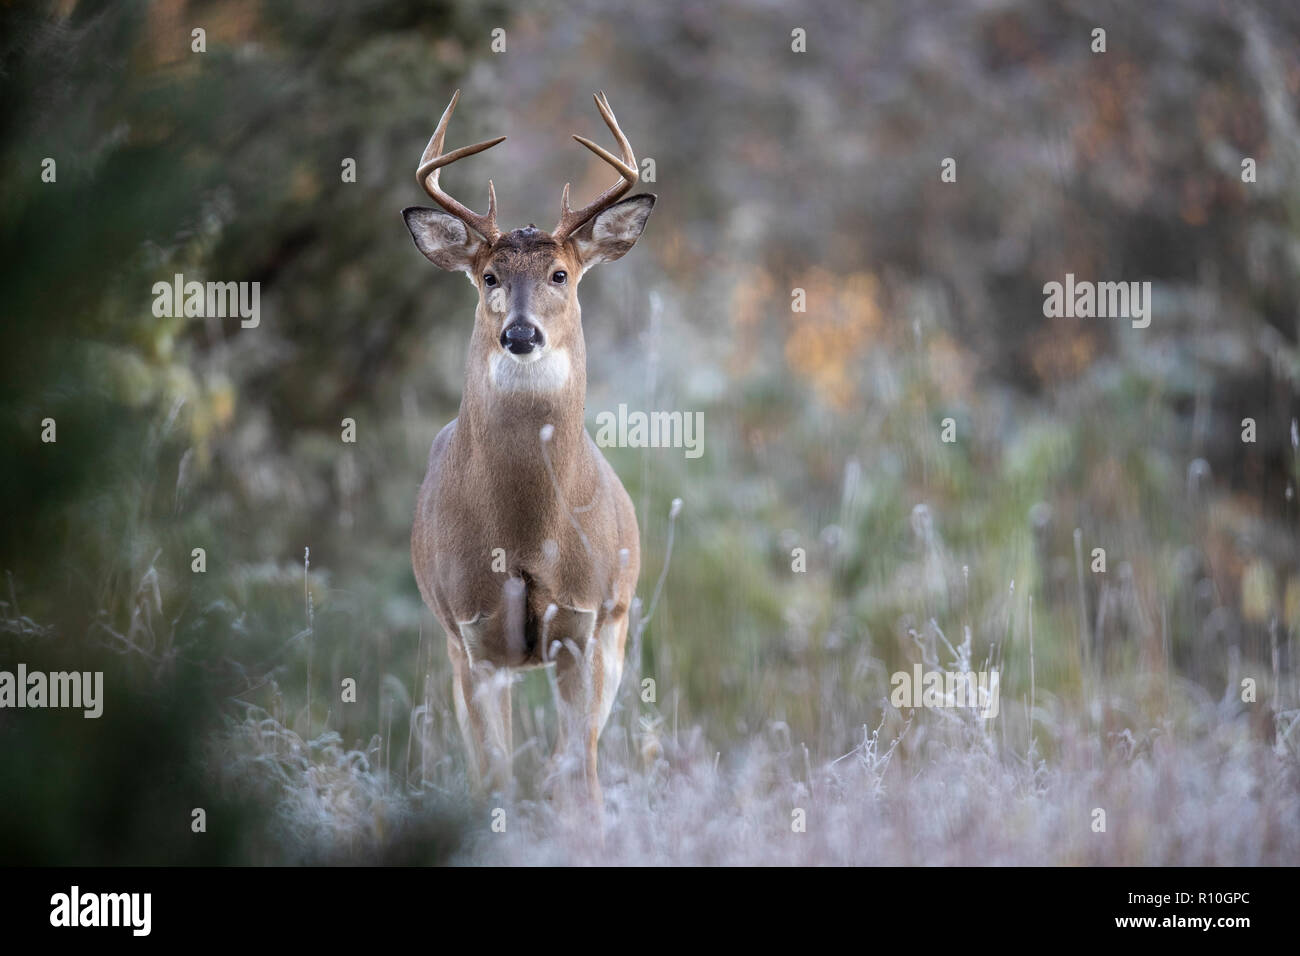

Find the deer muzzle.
xmin=501 ymin=320 xmax=545 ymax=355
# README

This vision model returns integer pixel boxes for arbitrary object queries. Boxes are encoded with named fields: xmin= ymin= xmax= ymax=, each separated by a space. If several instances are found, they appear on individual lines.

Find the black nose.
xmin=501 ymin=321 xmax=544 ymax=355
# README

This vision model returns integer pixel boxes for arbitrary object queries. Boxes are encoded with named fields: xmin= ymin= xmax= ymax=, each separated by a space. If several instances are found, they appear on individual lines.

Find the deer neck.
xmin=456 ymin=326 xmax=592 ymax=501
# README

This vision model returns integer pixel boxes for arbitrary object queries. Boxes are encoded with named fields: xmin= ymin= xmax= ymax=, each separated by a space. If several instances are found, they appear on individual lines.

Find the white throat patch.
xmin=489 ymin=347 xmax=571 ymax=393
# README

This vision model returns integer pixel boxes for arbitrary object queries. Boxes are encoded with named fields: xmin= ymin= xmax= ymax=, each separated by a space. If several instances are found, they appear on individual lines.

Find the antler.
xmin=416 ymin=89 xmax=506 ymax=243
xmin=552 ymin=91 xmax=639 ymax=241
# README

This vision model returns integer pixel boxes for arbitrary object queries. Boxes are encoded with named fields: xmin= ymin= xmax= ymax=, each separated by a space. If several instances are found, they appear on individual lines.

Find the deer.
xmin=403 ymin=90 xmax=653 ymax=809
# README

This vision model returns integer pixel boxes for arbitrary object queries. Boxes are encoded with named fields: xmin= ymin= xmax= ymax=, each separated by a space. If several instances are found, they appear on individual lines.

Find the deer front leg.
xmin=594 ymin=607 xmax=630 ymax=734
xmin=545 ymin=605 xmax=603 ymax=810
xmin=447 ymin=631 xmax=512 ymax=795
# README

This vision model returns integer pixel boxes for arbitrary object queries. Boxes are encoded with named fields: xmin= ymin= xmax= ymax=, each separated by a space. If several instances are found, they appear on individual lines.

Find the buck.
xmin=403 ymin=91 xmax=652 ymax=807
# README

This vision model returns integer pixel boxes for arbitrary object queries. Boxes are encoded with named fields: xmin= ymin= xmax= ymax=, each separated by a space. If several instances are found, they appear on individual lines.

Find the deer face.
xmin=403 ymin=196 xmax=654 ymax=377
xmin=481 ymin=229 xmax=572 ymax=360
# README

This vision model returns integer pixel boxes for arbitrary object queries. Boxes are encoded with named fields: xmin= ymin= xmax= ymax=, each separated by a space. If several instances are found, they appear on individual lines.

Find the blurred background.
xmin=1 ymin=0 xmax=1298 ymax=864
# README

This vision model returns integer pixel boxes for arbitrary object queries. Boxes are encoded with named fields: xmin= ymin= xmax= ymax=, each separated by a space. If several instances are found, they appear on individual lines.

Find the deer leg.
xmin=553 ymin=616 xmax=603 ymax=811
xmin=493 ymin=672 xmax=512 ymax=787
xmin=474 ymin=662 xmax=514 ymax=794
xmin=546 ymin=606 xmax=605 ymax=806
xmin=447 ymin=631 xmax=513 ymax=795
xmin=447 ymin=632 xmax=490 ymax=791
xmin=594 ymin=609 xmax=629 ymax=734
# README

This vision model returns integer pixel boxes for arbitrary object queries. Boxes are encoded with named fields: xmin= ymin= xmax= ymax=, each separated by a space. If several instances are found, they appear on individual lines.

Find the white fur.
xmin=596 ymin=617 xmax=625 ymax=731
xmin=457 ymin=612 xmax=488 ymax=666
xmin=489 ymin=346 xmax=570 ymax=393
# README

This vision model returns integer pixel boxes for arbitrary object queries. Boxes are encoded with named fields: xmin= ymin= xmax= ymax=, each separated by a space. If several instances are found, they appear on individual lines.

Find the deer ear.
xmin=402 ymin=207 xmax=484 ymax=275
xmin=570 ymin=194 xmax=655 ymax=270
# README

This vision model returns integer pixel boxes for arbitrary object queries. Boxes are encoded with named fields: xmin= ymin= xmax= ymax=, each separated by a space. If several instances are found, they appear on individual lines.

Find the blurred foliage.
xmin=0 ymin=0 xmax=1298 ymax=862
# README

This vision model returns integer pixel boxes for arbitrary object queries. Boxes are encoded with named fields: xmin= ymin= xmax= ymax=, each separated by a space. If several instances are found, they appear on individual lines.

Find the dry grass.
xmin=212 ymin=619 xmax=1300 ymax=866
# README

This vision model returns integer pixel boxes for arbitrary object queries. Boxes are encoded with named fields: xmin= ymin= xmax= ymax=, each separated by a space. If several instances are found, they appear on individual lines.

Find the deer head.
xmin=402 ymin=90 xmax=654 ymax=396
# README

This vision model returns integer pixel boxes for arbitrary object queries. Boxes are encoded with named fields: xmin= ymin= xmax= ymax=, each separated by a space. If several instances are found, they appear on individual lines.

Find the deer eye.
xmin=551 ymin=270 xmax=567 ymax=285
xmin=483 ymin=273 xmax=497 ymax=287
